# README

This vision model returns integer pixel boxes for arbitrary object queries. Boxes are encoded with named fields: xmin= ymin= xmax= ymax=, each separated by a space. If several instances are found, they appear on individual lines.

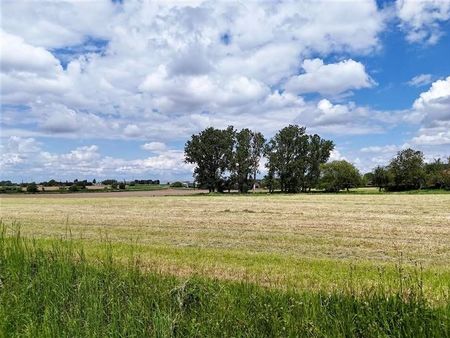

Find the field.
xmin=1 ymin=192 xmax=449 ymax=336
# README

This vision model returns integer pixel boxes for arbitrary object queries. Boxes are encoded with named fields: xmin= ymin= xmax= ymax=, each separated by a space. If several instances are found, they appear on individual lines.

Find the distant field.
xmin=1 ymin=193 xmax=449 ymax=301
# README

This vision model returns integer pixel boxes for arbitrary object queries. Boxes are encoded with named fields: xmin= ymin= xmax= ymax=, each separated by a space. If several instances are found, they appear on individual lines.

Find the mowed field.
xmin=1 ymin=193 xmax=449 ymax=300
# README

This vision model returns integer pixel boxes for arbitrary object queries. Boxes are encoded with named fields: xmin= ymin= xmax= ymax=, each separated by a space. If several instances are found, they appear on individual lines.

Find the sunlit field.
xmin=2 ymin=193 xmax=449 ymax=299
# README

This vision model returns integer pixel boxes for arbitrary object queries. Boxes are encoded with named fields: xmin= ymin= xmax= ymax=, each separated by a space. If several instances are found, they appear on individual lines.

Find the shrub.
xmin=170 ymin=181 xmax=183 ymax=188
xmin=26 ymin=183 xmax=39 ymax=193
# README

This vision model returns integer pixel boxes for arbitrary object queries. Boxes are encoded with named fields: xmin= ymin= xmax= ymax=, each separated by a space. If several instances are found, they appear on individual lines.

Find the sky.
xmin=1 ymin=0 xmax=450 ymax=183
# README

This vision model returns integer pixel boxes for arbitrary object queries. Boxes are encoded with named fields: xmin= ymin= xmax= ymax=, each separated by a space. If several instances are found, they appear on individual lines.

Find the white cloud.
xmin=397 ymin=0 xmax=450 ymax=44
xmin=141 ymin=142 xmax=167 ymax=152
xmin=0 ymin=137 xmax=194 ymax=180
xmin=407 ymin=74 xmax=434 ymax=87
xmin=360 ymin=145 xmax=402 ymax=153
xmin=411 ymin=76 xmax=450 ymax=123
xmin=406 ymin=76 xmax=450 ymax=147
xmin=1 ymin=0 xmax=387 ymax=143
xmin=329 ymin=149 xmax=346 ymax=162
xmin=285 ymin=59 xmax=375 ymax=96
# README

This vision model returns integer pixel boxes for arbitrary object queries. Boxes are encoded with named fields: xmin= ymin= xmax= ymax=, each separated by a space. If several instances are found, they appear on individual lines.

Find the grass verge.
xmin=1 ymin=228 xmax=448 ymax=337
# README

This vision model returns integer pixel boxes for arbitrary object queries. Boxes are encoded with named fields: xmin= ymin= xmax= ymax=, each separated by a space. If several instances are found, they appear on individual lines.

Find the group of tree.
xmin=185 ymin=126 xmax=450 ymax=193
xmin=185 ymin=125 xmax=335 ymax=193
xmin=371 ymin=149 xmax=450 ymax=191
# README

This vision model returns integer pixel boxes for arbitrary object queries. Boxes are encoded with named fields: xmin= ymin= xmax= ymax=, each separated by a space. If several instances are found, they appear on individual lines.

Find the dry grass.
xmin=1 ymin=193 xmax=449 ymax=297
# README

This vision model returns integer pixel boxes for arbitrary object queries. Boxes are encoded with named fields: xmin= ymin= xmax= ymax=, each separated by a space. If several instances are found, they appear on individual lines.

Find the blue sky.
xmin=1 ymin=0 xmax=450 ymax=182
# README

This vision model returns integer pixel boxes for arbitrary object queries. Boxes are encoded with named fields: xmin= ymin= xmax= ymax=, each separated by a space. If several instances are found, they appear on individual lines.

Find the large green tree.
xmin=388 ymin=148 xmax=425 ymax=190
xmin=319 ymin=160 xmax=361 ymax=192
xmin=372 ymin=166 xmax=391 ymax=191
xmin=184 ymin=126 xmax=235 ymax=192
xmin=264 ymin=125 xmax=309 ymax=192
xmin=305 ymin=134 xmax=334 ymax=191
xmin=265 ymin=125 xmax=333 ymax=192
xmin=232 ymin=129 xmax=266 ymax=193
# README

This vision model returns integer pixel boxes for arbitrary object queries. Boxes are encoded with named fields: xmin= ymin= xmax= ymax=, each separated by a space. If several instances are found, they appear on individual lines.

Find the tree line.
xmin=370 ymin=149 xmax=450 ymax=191
xmin=185 ymin=125 xmax=450 ymax=193
xmin=185 ymin=125 xmax=334 ymax=192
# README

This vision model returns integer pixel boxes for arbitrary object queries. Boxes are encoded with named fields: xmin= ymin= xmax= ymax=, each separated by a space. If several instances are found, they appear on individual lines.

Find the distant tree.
xmin=170 ymin=181 xmax=183 ymax=188
xmin=250 ymin=131 xmax=266 ymax=192
xmin=232 ymin=129 xmax=265 ymax=193
xmin=305 ymin=134 xmax=334 ymax=191
xmin=388 ymin=148 xmax=425 ymax=190
xmin=264 ymin=125 xmax=309 ymax=193
xmin=93 ymin=178 xmax=97 ymax=184
xmin=319 ymin=160 xmax=361 ymax=192
xmin=68 ymin=185 xmax=79 ymax=192
xmin=185 ymin=126 xmax=235 ymax=192
xmin=102 ymin=179 xmax=117 ymax=185
xmin=118 ymin=182 xmax=126 ymax=189
xmin=111 ymin=182 xmax=118 ymax=189
xmin=424 ymin=158 xmax=449 ymax=189
xmin=265 ymin=125 xmax=333 ymax=193
xmin=362 ymin=172 xmax=374 ymax=187
xmin=26 ymin=182 xmax=39 ymax=193
xmin=372 ymin=166 xmax=391 ymax=191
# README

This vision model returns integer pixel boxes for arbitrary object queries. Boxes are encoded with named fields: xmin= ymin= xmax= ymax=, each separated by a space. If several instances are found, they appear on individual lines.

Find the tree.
xmin=319 ymin=160 xmax=361 ymax=192
xmin=264 ymin=125 xmax=309 ymax=193
xmin=388 ymin=148 xmax=425 ymax=190
xmin=26 ymin=182 xmax=39 ymax=193
xmin=93 ymin=178 xmax=97 ymax=184
xmin=265 ymin=125 xmax=333 ymax=192
xmin=424 ymin=158 xmax=449 ymax=189
xmin=250 ymin=131 xmax=266 ymax=192
xmin=232 ymin=128 xmax=253 ymax=193
xmin=185 ymin=126 xmax=235 ymax=192
xmin=231 ymin=129 xmax=265 ymax=193
xmin=305 ymin=134 xmax=334 ymax=191
xmin=372 ymin=166 xmax=391 ymax=191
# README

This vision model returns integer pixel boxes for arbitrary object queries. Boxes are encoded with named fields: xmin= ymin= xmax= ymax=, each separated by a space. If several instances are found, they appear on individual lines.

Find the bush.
xmin=68 ymin=185 xmax=79 ymax=192
xmin=26 ymin=183 xmax=39 ymax=193
xmin=170 ymin=181 xmax=183 ymax=188
xmin=119 ymin=182 xmax=126 ymax=189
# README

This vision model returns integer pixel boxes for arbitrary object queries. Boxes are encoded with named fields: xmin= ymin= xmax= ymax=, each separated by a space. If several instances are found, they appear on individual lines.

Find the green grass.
xmin=1 ymin=228 xmax=449 ymax=337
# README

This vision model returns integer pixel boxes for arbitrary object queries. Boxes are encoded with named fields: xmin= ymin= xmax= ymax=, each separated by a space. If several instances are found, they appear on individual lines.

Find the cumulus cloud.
xmin=1 ymin=0 xmax=386 ymax=143
xmin=285 ymin=59 xmax=375 ymax=96
xmin=406 ymin=76 xmax=450 ymax=146
xmin=141 ymin=142 xmax=167 ymax=152
xmin=397 ymin=0 xmax=450 ymax=44
xmin=0 ymin=137 xmax=193 ymax=181
xmin=410 ymin=76 xmax=450 ymax=123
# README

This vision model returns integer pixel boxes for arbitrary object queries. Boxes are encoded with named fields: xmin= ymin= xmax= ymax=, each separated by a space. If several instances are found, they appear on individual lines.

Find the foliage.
xmin=372 ymin=166 xmax=391 ymax=191
xmin=320 ymin=160 xmax=361 ymax=192
xmin=170 ymin=181 xmax=183 ymax=188
xmin=388 ymin=148 xmax=426 ymax=190
xmin=119 ymin=182 xmax=126 ymax=189
xmin=26 ymin=183 xmax=39 ymax=193
xmin=265 ymin=125 xmax=334 ymax=192
xmin=231 ymin=129 xmax=265 ymax=193
xmin=185 ymin=126 xmax=235 ymax=192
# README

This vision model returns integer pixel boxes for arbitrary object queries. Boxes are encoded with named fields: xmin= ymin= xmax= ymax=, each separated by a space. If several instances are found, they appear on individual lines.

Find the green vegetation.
xmin=1 ymin=228 xmax=448 ymax=337
xmin=319 ymin=160 xmax=361 ymax=192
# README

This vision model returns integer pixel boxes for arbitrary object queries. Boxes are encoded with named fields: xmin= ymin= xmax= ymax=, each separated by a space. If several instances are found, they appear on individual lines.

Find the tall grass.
xmin=0 ymin=227 xmax=448 ymax=337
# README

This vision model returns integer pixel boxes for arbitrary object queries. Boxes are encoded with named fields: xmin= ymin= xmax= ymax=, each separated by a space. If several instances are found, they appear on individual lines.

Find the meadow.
xmin=1 ymin=192 xmax=449 ymax=336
